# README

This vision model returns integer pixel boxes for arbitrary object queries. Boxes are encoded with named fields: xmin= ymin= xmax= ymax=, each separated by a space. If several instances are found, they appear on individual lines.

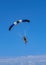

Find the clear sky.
xmin=0 ymin=0 xmax=46 ymax=58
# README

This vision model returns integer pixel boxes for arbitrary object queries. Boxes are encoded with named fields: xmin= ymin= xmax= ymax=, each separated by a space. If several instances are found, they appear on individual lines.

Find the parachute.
xmin=9 ymin=19 xmax=30 ymax=31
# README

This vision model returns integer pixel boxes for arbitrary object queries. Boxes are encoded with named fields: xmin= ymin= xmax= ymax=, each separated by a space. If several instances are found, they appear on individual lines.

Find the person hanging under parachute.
xmin=23 ymin=36 xmax=28 ymax=44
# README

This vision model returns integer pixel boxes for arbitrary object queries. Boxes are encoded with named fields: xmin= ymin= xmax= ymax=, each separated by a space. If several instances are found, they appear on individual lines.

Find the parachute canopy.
xmin=9 ymin=19 xmax=30 ymax=31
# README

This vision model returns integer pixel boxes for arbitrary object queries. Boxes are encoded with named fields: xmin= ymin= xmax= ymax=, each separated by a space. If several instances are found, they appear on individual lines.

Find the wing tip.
xmin=9 ymin=24 xmax=14 ymax=31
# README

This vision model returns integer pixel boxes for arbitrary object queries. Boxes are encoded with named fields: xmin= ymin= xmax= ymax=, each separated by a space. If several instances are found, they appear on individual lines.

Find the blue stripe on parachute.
xmin=22 ymin=19 xmax=30 ymax=22
xmin=9 ymin=24 xmax=14 ymax=31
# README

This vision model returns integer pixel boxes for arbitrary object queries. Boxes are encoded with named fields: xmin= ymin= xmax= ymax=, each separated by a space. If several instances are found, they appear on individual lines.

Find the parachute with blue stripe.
xmin=9 ymin=19 xmax=30 ymax=31
xmin=9 ymin=19 xmax=30 ymax=44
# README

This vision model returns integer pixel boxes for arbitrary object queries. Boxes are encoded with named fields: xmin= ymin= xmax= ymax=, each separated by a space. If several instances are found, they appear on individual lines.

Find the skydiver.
xmin=23 ymin=36 xmax=28 ymax=44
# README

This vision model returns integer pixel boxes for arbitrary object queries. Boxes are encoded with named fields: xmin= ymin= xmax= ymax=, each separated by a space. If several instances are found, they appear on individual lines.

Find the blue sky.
xmin=0 ymin=0 xmax=46 ymax=57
